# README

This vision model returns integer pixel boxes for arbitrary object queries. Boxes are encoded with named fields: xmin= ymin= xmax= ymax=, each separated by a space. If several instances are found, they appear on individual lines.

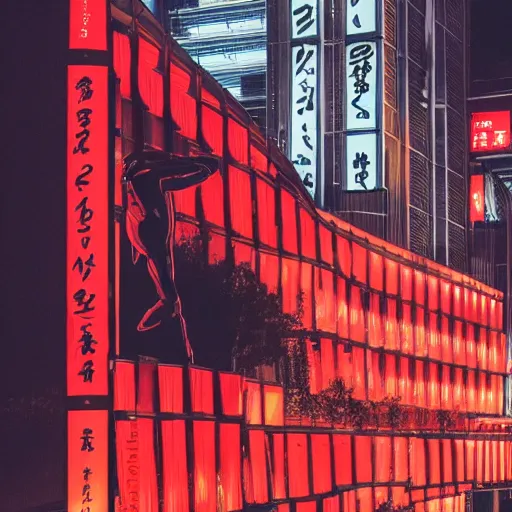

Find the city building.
xmin=2 ymin=1 xmax=512 ymax=511
xmin=167 ymin=0 xmax=267 ymax=129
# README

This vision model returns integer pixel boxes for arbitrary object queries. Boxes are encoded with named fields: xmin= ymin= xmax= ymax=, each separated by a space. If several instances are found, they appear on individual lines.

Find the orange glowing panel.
xmin=264 ymin=385 xmax=284 ymax=426
xmin=193 ymin=421 xmax=216 ymax=512
xmin=189 ymin=367 xmax=214 ymax=414
xmin=114 ymin=360 xmax=135 ymax=411
xmin=69 ymin=0 xmax=107 ymax=50
xmin=354 ymin=436 xmax=372 ymax=483
xmin=219 ymin=423 xmax=242 ymax=511
xmin=158 ymin=365 xmax=184 ymax=413
xmin=272 ymin=434 xmax=286 ymax=499
xmin=162 ymin=420 xmax=189 ymax=512
xmin=311 ymin=434 xmax=332 ymax=493
xmin=470 ymin=111 xmax=510 ymax=152
xmin=469 ymin=175 xmax=485 ymax=222
xmin=67 ymin=65 xmax=109 ymax=396
xmin=68 ymin=410 xmax=108 ymax=512
xmin=287 ymin=433 xmax=310 ymax=497
xmin=219 ymin=372 xmax=243 ymax=416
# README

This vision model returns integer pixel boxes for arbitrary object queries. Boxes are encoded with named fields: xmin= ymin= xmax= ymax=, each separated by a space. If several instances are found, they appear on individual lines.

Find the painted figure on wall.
xmin=122 ymin=150 xmax=219 ymax=363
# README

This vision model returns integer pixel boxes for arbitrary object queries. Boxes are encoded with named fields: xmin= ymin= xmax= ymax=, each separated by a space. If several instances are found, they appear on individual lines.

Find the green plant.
xmin=381 ymin=396 xmax=408 ymax=430
xmin=174 ymin=235 xmax=303 ymax=372
xmin=316 ymin=378 xmax=353 ymax=425
xmin=436 ymin=408 xmax=458 ymax=433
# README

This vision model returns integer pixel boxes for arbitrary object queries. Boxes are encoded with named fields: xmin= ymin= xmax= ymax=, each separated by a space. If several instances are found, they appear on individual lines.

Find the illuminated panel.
xmin=344 ymin=0 xmax=383 ymax=192
xmin=291 ymin=43 xmax=318 ymax=199
xmin=67 ymin=65 xmax=109 ymax=396
xmin=68 ymin=410 xmax=108 ymax=512
xmin=291 ymin=0 xmax=319 ymax=39
xmin=470 ymin=111 xmax=510 ymax=152
xmin=469 ymin=175 xmax=485 ymax=223
xmin=345 ymin=46 xmax=378 ymax=191
xmin=346 ymin=0 xmax=377 ymax=35
xmin=69 ymin=0 xmax=107 ymax=50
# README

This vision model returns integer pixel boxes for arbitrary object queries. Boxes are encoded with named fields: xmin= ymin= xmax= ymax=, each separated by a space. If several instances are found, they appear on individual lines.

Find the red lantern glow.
xmin=469 ymin=175 xmax=485 ymax=223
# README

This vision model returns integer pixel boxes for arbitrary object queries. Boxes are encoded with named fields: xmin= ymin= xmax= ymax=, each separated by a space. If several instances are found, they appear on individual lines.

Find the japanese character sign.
xmin=291 ymin=43 xmax=318 ymax=199
xmin=291 ymin=0 xmax=318 ymax=39
xmin=346 ymin=0 xmax=377 ymax=35
xmin=346 ymin=133 xmax=377 ymax=191
xmin=67 ymin=64 xmax=109 ymax=397
xmin=346 ymin=41 xmax=377 ymax=130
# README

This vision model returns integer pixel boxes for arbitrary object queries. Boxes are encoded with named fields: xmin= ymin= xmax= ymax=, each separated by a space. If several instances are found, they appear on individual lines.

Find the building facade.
xmin=1 ymin=1 xmax=511 ymax=511
xmin=167 ymin=0 xmax=267 ymax=129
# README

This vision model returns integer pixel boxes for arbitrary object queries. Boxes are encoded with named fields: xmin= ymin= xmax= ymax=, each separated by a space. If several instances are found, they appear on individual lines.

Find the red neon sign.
xmin=469 ymin=175 xmax=485 ymax=223
xmin=67 ymin=65 xmax=109 ymax=396
xmin=68 ymin=410 xmax=109 ymax=512
xmin=69 ymin=0 xmax=107 ymax=50
xmin=471 ymin=111 xmax=510 ymax=152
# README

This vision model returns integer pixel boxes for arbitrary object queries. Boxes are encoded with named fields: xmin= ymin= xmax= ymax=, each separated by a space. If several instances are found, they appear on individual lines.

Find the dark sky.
xmin=470 ymin=0 xmax=512 ymax=80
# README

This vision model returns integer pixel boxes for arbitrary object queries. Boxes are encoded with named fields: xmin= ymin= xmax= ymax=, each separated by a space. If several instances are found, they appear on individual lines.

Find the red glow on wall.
xmin=69 ymin=0 xmax=107 ymax=50
xmin=470 ymin=175 xmax=485 ymax=222
xmin=67 ymin=65 xmax=109 ymax=396
xmin=471 ymin=111 xmax=510 ymax=152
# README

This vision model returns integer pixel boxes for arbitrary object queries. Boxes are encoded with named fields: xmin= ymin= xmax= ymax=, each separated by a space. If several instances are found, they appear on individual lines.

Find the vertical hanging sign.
xmin=67 ymin=64 xmax=109 ymax=397
xmin=290 ymin=0 xmax=320 ymax=201
xmin=68 ymin=410 xmax=109 ymax=511
xmin=68 ymin=0 xmax=110 ymax=511
xmin=344 ymin=0 xmax=383 ymax=191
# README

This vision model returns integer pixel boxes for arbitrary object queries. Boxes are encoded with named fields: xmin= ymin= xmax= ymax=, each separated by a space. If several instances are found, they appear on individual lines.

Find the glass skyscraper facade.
xmin=168 ymin=0 xmax=267 ymax=129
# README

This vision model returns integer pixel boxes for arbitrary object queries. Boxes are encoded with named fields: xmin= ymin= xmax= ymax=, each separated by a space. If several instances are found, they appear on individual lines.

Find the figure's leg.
xmin=165 ymin=194 xmax=194 ymax=363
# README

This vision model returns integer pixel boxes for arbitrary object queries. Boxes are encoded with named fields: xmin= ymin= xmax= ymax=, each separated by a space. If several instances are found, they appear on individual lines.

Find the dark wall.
xmin=0 ymin=1 xmax=68 ymax=510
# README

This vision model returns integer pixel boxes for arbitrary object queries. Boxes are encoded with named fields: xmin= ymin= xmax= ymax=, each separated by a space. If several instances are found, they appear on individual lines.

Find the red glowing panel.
xmin=113 ymin=31 xmax=131 ymax=98
xmin=470 ymin=111 xmax=510 ymax=152
xmin=193 ymin=421 xmax=216 ymax=512
xmin=138 ymin=37 xmax=164 ymax=117
xmin=67 ymin=65 xmax=109 ymax=396
xmin=469 ymin=175 xmax=485 ymax=223
xmin=162 ymin=420 xmax=189 ymax=512
xmin=69 ymin=0 xmax=107 ymax=50
xmin=219 ymin=423 xmax=242 ymax=511
xmin=68 ymin=410 xmax=108 ymax=512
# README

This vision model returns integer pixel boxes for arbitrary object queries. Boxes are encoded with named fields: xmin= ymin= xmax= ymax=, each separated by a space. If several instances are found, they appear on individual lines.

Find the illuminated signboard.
xmin=344 ymin=0 xmax=382 ymax=191
xmin=346 ymin=0 xmax=377 ymax=35
xmin=68 ymin=0 xmax=110 ymax=510
xmin=291 ymin=43 xmax=318 ymax=199
xmin=469 ymin=174 xmax=485 ymax=223
xmin=346 ymin=132 xmax=378 ymax=191
xmin=68 ymin=410 xmax=109 ymax=511
xmin=290 ymin=0 xmax=319 ymax=200
xmin=345 ymin=41 xmax=377 ymax=131
xmin=291 ymin=0 xmax=318 ymax=39
xmin=67 ymin=64 xmax=110 ymax=397
xmin=69 ymin=0 xmax=107 ymax=50
xmin=470 ymin=111 xmax=510 ymax=153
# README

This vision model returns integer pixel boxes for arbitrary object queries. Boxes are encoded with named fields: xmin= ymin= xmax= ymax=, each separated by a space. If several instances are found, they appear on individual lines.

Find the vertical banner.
xmin=69 ymin=0 xmax=107 ymax=50
xmin=68 ymin=410 xmax=109 ymax=512
xmin=68 ymin=1 xmax=110 ymax=511
xmin=67 ymin=64 xmax=110 ymax=397
xmin=290 ymin=0 xmax=320 ymax=200
xmin=344 ymin=0 xmax=383 ymax=191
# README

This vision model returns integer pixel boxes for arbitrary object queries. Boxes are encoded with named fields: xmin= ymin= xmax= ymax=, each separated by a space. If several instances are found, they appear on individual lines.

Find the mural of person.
xmin=122 ymin=150 xmax=220 ymax=363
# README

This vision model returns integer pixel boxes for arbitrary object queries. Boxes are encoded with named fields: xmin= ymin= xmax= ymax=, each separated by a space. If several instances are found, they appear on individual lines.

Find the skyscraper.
xmin=168 ymin=0 xmax=267 ymax=128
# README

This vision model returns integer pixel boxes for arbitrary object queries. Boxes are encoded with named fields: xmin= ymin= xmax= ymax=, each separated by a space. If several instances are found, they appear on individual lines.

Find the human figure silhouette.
xmin=122 ymin=150 xmax=220 ymax=363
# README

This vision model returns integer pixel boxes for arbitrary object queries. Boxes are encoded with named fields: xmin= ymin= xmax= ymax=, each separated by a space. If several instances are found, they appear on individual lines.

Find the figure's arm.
xmin=159 ymin=155 xmax=220 ymax=192
xmin=123 ymin=151 xmax=220 ymax=191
